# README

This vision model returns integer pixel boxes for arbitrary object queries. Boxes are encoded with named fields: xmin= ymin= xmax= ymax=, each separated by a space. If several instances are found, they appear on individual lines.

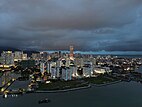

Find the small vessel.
xmin=38 ymin=98 xmax=51 ymax=104
xmin=3 ymin=94 xmax=8 ymax=98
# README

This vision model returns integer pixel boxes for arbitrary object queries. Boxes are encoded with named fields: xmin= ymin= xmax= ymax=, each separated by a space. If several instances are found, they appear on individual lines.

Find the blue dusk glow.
xmin=0 ymin=0 xmax=142 ymax=51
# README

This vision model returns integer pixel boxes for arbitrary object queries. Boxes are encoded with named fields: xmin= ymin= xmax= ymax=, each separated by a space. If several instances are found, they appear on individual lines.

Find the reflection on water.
xmin=1 ymin=82 xmax=142 ymax=107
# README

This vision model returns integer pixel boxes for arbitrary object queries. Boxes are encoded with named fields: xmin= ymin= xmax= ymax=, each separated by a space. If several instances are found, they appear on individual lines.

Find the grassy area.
xmin=83 ymin=76 xmax=118 ymax=84
xmin=38 ymin=80 xmax=89 ymax=91
xmin=37 ymin=75 xmax=118 ymax=91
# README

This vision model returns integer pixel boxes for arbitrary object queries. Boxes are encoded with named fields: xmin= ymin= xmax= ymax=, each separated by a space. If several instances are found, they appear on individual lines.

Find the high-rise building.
xmin=14 ymin=51 xmax=23 ymax=61
xmin=40 ymin=62 xmax=45 ymax=73
xmin=83 ymin=61 xmax=93 ymax=77
xmin=51 ymin=66 xmax=56 ymax=79
xmin=70 ymin=46 xmax=74 ymax=59
xmin=22 ymin=53 xmax=28 ymax=60
xmin=61 ymin=59 xmax=66 ymax=67
xmin=46 ymin=61 xmax=51 ymax=73
xmin=1 ymin=51 xmax=14 ymax=66
xmin=56 ymin=60 xmax=62 ymax=68
xmin=75 ymin=58 xmax=84 ymax=67
xmin=61 ymin=67 xmax=69 ymax=81
xmin=56 ymin=67 xmax=60 ymax=78
xmin=70 ymin=66 xmax=77 ymax=77
xmin=66 ymin=58 xmax=70 ymax=67
xmin=67 ymin=67 xmax=72 ymax=80
xmin=40 ymin=52 xmax=48 ymax=60
xmin=32 ymin=53 xmax=40 ymax=60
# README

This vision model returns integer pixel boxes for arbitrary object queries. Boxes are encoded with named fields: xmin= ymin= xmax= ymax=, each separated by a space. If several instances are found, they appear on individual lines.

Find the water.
xmin=0 ymin=81 xmax=142 ymax=107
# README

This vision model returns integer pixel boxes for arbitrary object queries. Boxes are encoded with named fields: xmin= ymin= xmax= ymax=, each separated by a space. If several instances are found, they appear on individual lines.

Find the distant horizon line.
xmin=41 ymin=50 xmax=142 ymax=55
xmin=1 ymin=46 xmax=142 ymax=53
xmin=1 ymin=48 xmax=142 ymax=55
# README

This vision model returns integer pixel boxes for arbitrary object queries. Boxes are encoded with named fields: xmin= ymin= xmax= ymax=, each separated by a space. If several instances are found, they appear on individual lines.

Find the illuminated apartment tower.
xmin=70 ymin=46 xmax=74 ymax=60
xmin=14 ymin=51 xmax=23 ymax=61
xmin=40 ymin=62 xmax=45 ymax=73
xmin=1 ymin=51 xmax=14 ymax=66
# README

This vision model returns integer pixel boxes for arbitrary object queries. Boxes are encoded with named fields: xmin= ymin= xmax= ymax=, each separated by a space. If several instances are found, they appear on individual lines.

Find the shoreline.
xmin=91 ymin=80 xmax=122 ymax=87
xmin=35 ymin=84 xmax=91 ymax=93
xmin=35 ymin=80 xmax=121 ymax=93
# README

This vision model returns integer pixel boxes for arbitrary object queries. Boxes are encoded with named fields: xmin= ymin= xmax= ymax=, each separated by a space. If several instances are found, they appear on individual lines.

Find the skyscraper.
xmin=51 ymin=66 xmax=56 ymax=79
xmin=22 ymin=53 xmax=28 ymax=60
xmin=61 ymin=67 xmax=71 ymax=81
xmin=32 ymin=53 xmax=40 ymax=60
xmin=83 ymin=61 xmax=93 ymax=77
xmin=40 ymin=62 xmax=45 ymax=73
xmin=40 ymin=52 xmax=48 ymax=60
xmin=70 ymin=46 xmax=74 ymax=59
xmin=1 ymin=51 xmax=14 ymax=66
xmin=14 ymin=51 xmax=23 ymax=61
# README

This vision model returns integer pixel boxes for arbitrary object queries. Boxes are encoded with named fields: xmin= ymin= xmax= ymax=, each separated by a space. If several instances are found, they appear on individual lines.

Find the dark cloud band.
xmin=0 ymin=0 xmax=142 ymax=51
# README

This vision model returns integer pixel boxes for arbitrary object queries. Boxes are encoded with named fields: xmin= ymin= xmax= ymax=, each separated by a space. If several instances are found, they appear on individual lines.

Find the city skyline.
xmin=0 ymin=0 xmax=142 ymax=51
xmin=1 ymin=1 xmax=142 ymax=106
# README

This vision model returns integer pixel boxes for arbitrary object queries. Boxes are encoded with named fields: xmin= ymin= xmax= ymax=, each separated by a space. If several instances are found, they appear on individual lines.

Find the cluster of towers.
xmin=40 ymin=58 xmax=75 ymax=81
xmin=39 ymin=46 xmax=96 ymax=81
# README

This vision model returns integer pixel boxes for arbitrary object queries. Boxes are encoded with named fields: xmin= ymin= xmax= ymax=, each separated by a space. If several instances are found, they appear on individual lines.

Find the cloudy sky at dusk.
xmin=0 ymin=0 xmax=142 ymax=51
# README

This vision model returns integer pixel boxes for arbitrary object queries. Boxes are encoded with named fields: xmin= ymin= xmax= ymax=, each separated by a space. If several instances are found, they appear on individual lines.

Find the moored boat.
xmin=38 ymin=98 xmax=51 ymax=104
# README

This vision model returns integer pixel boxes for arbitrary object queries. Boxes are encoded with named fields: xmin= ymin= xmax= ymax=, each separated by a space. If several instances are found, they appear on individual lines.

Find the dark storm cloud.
xmin=0 ymin=0 xmax=142 ymax=51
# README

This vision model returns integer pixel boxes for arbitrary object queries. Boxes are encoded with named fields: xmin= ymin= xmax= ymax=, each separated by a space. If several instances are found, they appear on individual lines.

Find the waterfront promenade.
xmin=35 ymin=80 xmax=121 ymax=93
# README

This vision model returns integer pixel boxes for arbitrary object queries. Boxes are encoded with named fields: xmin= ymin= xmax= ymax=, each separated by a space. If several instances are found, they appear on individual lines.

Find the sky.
xmin=0 ymin=0 xmax=142 ymax=51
